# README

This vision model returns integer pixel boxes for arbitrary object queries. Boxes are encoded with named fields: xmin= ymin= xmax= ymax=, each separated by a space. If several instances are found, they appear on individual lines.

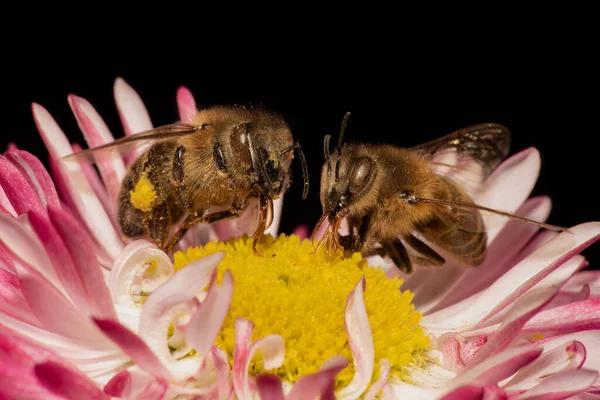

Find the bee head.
xmin=319 ymin=113 xmax=377 ymax=222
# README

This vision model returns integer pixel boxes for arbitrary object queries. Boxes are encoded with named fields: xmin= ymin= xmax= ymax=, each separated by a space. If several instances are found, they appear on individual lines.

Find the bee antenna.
xmin=279 ymin=142 xmax=310 ymax=200
xmin=296 ymin=142 xmax=310 ymax=200
xmin=323 ymin=134 xmax=332 ymax=159
xmin=337 ymin=112 xmax=351 ymax=150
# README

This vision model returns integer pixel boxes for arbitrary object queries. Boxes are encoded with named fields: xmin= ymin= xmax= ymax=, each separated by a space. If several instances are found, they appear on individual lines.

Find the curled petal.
xmin=364 ymin=359 xmax=391 ymax=400
xmin=176 ymin=85 xmax=197 ymax=122
xmin=105 ymin=368 xmax=167 ymax=400
xmin=287 ymin=356 xmax=349 ymax=400
xmin=185 ymin=269 xmax=234 ymax=358
xmin=337 ymin=277 xmax=374 ymax=399
xmin=465 ymin=288 xmax=557 ymax=370
xmin=506 ymin=340 xmax=586 ymax=391
xmin=109 ymin=240 xmax=174 ymax=307
xmin=139 ymin=252 xmax=224 ymax=366
xmin=103 ymin=370 xmax=132 ymax=397
xmin=6 ymin=150 xmax=60 ymax=208
xmin=513 ymin=369 xmax=599 ymax=400
xmin=233 ymin=318 xmax=285 ymax=400
xmin=257 ymin=374 xmax=285 ymax=400
xmin=93 ymin=318 xmax=172 ymax=381
xmin=447 ymin=346 xmax=543 ymax=391
xmin=438 ymin=333 xmax=466 ymax=372
xmin=35 ymin=361 xmax=109 ymax=400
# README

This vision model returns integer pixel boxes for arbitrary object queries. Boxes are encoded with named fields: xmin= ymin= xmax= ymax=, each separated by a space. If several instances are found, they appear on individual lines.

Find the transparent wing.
xmin=63 ymin=123 xmax=203 ymax=163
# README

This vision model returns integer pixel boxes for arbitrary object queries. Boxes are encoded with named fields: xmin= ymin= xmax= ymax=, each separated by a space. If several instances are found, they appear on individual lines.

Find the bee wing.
xmin=414 ymin=195 xmax=569 ymax=233
xmin=62 ymin=123 xmax=202 ymax=163
xmin=410 ymin=123 xmax=511 ymax=195
xmin=410 ymin=123 xmax=511 ymax=177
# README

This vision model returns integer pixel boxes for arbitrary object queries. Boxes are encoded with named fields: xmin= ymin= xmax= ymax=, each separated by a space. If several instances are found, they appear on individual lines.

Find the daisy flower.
xmin=0 ymin=78 xmax=599 ymax=399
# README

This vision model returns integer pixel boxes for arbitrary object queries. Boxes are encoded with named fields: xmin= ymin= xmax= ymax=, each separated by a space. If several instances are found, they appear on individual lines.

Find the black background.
xmin=2 ymin=38 xmax=599 ymax=269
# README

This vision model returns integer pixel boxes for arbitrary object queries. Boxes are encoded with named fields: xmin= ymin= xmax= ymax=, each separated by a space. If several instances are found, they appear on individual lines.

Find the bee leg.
xmin=403 ymin=234 xmax=445 ymax=267
xmin=171 ymin=146 xmax=192 ymax=209
xmin=163 ymin=197 xmax=250 ymax=253
xmin=144 ymin=202 xmax=171 ymax=249
xmin=383 ymin=240 xmax=413 ymax=273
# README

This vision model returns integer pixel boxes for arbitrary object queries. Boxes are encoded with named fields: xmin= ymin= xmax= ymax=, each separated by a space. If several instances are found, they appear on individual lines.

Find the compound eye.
xmin=349 ymin=157 xmax=375 ymax=194
xmin=231 ymin=123 xmax=253 ymax=166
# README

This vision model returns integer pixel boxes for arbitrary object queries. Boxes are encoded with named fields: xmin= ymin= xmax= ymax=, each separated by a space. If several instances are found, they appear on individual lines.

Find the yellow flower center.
xmin=173 ymin=234 xmax=430 ymax=387
xmin=129 ymin=172 xmax=156 ymax=212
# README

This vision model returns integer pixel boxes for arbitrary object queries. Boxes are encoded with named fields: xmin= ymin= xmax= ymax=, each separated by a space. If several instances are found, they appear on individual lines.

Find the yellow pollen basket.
xmin=174 ymin=234 xmax=430 ymax=388
xmin=130 ymin=173 xmax=157 ymax=212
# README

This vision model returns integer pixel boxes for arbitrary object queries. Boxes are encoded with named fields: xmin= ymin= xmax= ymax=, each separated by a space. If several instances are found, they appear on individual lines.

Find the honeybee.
xmin=314 ymin=113 xmax=568 ymax=273
xmin=65 ymin=105 xmax=309 ymax=253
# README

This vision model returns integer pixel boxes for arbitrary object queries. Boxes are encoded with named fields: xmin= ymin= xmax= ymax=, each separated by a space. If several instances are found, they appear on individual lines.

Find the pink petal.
xmin=233 ymin=318 xmax=285 ymax=400
xmin=114 ymin=77 xmax=153 ymax=136
xmin=514 ymin=369 xmax=599 ymax=400
xmin=93 ymin=318 xmax=172 ymax=381
xmin=27 ymin=210 xmax=95 ymax=316
xmin=0 ymin=361 xmax=64 ymax=400
xmin=523 ymin=300 xmax=600 ymax=333
xmin=337 ymin=277 xmax=374 ymax=399
xmin=105 ymin=369 xmax=167 ymax=400
xmin=47 ymin=206 xmax=116 ymax=320
xmin=364 ymin=359 xmax=391 ymax=400
xmin=506 ymin=340 xmax=586 ymax=391
xmin=139 ymin=252 xmax=224 ymax=364
xmin=0 ymin=185 xmax=17 ymax=217
xmin=465 ymin=288 xmax=557 ymax=370
xmin=68 ymin=94 xmax=126 ymax=200
xmin=212 ymin=346 xmax=233 ymax=400
xmin=440 ymin=385 xmax=485 ymax=400
xmin=0 ymin=325 xmax=124 ymax=391
xmin=32 ymin=103 xmax=124 ymax=257
xmin=185 ymin=269 xmax=233 ymax=358
xmin=438 ymin=333 xmax=466 ymax=372
xmin=0 ymin=213 xmax=64 ymax=291
xmin=287 ymin=356 xmax=349 ymax=400
xmin=256 ymin=375 xmax=285 ymax=400
xmin=103 ymin=370 xmax=132 ymax=397
xmin=536 ymin=331 xmax=600 ymax=377
xmin=0 ymin=155 xmax=45 ymax=215
xmin=176 ymin=85 xmax=197 ymax=122
xmin=5 ymin=150 xmax=60 ymax=208
xmin=114 ymin=77 xmax=154 ymax=165
xmin=447 ymin=346 xmax=543 ymax=391
xmin=4 ymin=142 xmax=18 ymax=152
xmin=35 ymin=361 xmax=109 ymax=400
xmin=424 ymin=222 xmax=600 ymax=332
xmin=15 ymin=261 xmax=103 ymax=342
xmin=474 ymin=147 xmax=541 ymax=241
xmin=0 ymin=266 xmax=39 ymax=326
xmin=71 ymin=142 xmax=118 ymax=222
xmin=293 ymin=224 xmax=309 ymax=240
